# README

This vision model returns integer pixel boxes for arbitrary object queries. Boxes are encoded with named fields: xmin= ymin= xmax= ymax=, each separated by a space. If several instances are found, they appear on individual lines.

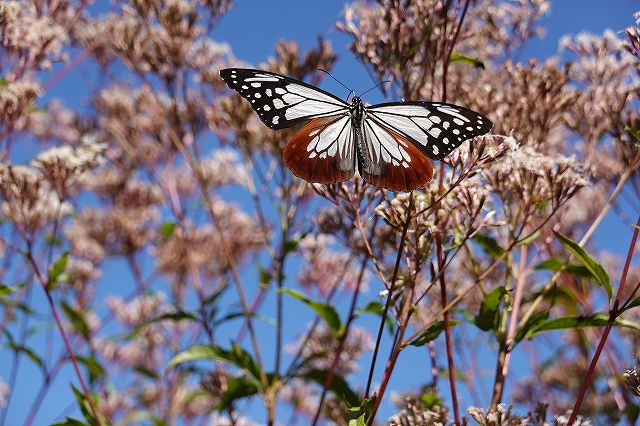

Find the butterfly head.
xmin=350 ymin=96 xmax=365 ymax=120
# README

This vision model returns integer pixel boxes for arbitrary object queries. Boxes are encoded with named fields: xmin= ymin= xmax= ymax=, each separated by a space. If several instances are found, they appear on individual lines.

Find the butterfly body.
xmin=219 ymin=68 xmax=492 ymax=191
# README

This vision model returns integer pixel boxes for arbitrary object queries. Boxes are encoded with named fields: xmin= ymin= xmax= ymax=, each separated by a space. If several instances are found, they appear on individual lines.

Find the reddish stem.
xmin=567 ymin=213 xmax=640 ymax=425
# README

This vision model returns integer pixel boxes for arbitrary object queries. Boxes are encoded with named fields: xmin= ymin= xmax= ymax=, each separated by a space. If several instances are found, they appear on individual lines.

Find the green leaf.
xmin=279 ymin=288 xmax=343 ymax=336
xmin=625 ymin=125 xmax=640 ymax=143
xmin=283 ymin=232 xmax=309 ymax=255
xmin=449 ymin=52 xmax=485 ymax=69
xmin=0 ymin=282 xmax=26 ymax=299
xmin=76 ymin=355 xmax=105 ymax=384
xmin=167 ymin=343 xmax=262 ymax=383
xmin=409 ymin=320 xmax=459 ymax=346
xmin=474 ymin=286 xmax=508 ymax=331
xmin=515 ymin=230 xmax=540 ymax=246
xmin=347 ymin=395 xmax=377 ymax=426
xmin=472 ymin=233 xmax=505 ymax=258
xmin=0 ymin=78 xmax=8 ymax=87
xmin=7 ymin=342 xmax=45 ymax=373
xmin=301 ymin=369 xmax=359 ymax=407
xmin=127 ymin=310 xmax=196 ymax=339
xmin=514 ymin=310 xmax=549 ymax=343
xmin=48 ymin=251 xmax=69 ymax=289
xmin=213 ymin=376 xmax=259 ymax=412
xmin=118 ymin=410 xmax=166 ymax=426
xmin=356 ymin=301 xmax=393 ymax=334
xmin=133 ymin=365 xmax=159 ymax=379
xmin=159 ymin=222 xmax=177 ymax=239
xmin=61 ymin=301 xmax=91 ymax=340
xmin=554 ymin=232 xmax=613 ymax=303
xmin=420 ymin=392 xmax=442 ymax=409
xmin=534 ymin=257 xmax=592 ymax=278
xmin=50 ymin=418 xmax=91 ymax=426
xmin=69 ymin=384 xmax=108 ymax=426
xmin=622 ymin=296 xmax=640 ymax=313
xmin=528 ymin=312 xmax=640 ymax=337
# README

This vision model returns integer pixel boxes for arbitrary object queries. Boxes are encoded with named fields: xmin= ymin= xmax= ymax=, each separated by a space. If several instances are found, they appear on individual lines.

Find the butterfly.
xmin=219 ymin=68 xmax=493 ymax=191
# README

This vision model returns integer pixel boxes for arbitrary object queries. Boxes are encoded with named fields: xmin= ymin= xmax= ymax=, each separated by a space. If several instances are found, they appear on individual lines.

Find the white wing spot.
xmin=428 ymin=127 xmax=441 ymax=138
xmin=453 ymin=129 xmax=460 ymax=135
xmin=453 ymin=118 xmax=464 ymax=125
xmin=251 ymin=82 xmax=261 ymax=88
xmin=443 ymin=121 xmax=450 ymax=129
xmin=309 ymin=151 xmax=317 ymax=158
xmin=266 ymin=89 xmax=272 ymax=96
xmin=254 ymin=93 xmax=261 ymax=98
xmin=273 ymin=99 xmax=285 ymax=109
xmin=430 ymin=116 xmax=442 ymax=124
xmin=466 ymin=126 xmax=473 ymax=131
xmin=263 ymin=105 xmax=271 ymax=111
xmin=275 ymin=88 xmax=286 ymax=95
xmin=245 ymin=76 xmax=280 ymax=82
xmin=432 ymin=145 xmax=439 ymax=155
xmin=233 ymin=80 xmax=238 ymax=84
xmin=272 ymin=116 xmax=279 ymax=125
xmin=242 ymin=85 xmax=248 ymax=89
xmin=283 ymin=93 xmax=304 ymax=104
xmin=443 ymin=137 xmax=449 ymax=145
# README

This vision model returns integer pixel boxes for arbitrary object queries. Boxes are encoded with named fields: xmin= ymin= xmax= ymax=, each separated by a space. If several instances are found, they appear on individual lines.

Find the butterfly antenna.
xmin=318 ymin=68 xmax=354 ymax=100
xmin=359 ymin=80 xmax=391 ymax=97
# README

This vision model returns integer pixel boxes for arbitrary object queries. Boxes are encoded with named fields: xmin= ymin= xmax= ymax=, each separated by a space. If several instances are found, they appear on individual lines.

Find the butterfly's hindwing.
xmin=283 ymin=115 xmax=355 ymax=184
xmin=367 ymin=102 xmax=493 ymax=160
xmin=360 ymin=118 xmax=433 ymax=191
xmin=219 ymin=68 xmax=349 ymax=130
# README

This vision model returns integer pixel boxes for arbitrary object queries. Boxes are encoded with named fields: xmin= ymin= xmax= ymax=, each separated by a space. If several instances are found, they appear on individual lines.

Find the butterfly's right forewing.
xmin=220 ymin=68 xmax=349 ymax=130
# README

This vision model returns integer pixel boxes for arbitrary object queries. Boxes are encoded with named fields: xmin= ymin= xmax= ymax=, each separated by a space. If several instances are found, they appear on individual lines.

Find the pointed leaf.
xmin=529 ymin=312 xmax=640 ymax=337
xmin=356 ymin=301 xmax=393 ymax=334
xmin=127 ymin=310 xmax=196 ymax=339
xmin=279 ymin=288 xmax=342 ymax=335
xmin=347 ymin=395 xmax=377 ymax=426
xmin=449 ymin=52 xmax=485 ymax=69
xmin=213 ymin=376 xmax=259 ymax=412
xmin=50 ymin=418 xmax=91 ymax=426
xmin=474 ymin=286 xmax=508 ymax=331
xmin=76 ymin=355 xmax=105 ymax=384
xmin=554 ymin=232 xmax=613 ymax=303
xmin=534 ymin=257 xmax=592 ymax=278
xmin=515 ymin=230 xmax=540 ymax=246
xmin=514 ymin=310 xmax=549 ymax=343
xmin=409 ymin=320 xmax=459 ymax=346
xmin=301 ymin=369 xmax=359 ymax=406
xmin=61 ymin=301 xmax=90 ymax=340
xmin=472 ymin=233 xmax=505 ymax=258
xmin=48 ymin=251 xmax=69 ymax=289
xmin=167 ymin=343 xmax=262 ymax=383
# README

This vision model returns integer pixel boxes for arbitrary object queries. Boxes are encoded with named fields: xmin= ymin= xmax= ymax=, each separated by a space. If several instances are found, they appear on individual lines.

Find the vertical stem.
xmin=567 ymin=213 xmax=640 ymax=425
xmin=491 ymin=245 xmax=528 ymax=407
xmin=436 ymin=160 xmax=460 ymax=424
xmin=25 ymin=250 xmax=103 ymax=425
xmin=311 ymin=251 xmax=370 ymax=426
xmin=364 ymin=195 xmax=414 ymax=399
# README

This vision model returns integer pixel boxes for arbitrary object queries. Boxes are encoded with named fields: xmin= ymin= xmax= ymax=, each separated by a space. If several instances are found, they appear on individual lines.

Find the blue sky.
xmin=2 ymin=1 xmax=639 ymax=424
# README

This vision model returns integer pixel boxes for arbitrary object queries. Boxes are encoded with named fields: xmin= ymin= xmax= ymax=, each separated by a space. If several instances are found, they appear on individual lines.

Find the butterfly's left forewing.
xmin=367 ymin=102 xmax=493 ymax=160
xmin=220 ymin=68 xmax=349 ymax=130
